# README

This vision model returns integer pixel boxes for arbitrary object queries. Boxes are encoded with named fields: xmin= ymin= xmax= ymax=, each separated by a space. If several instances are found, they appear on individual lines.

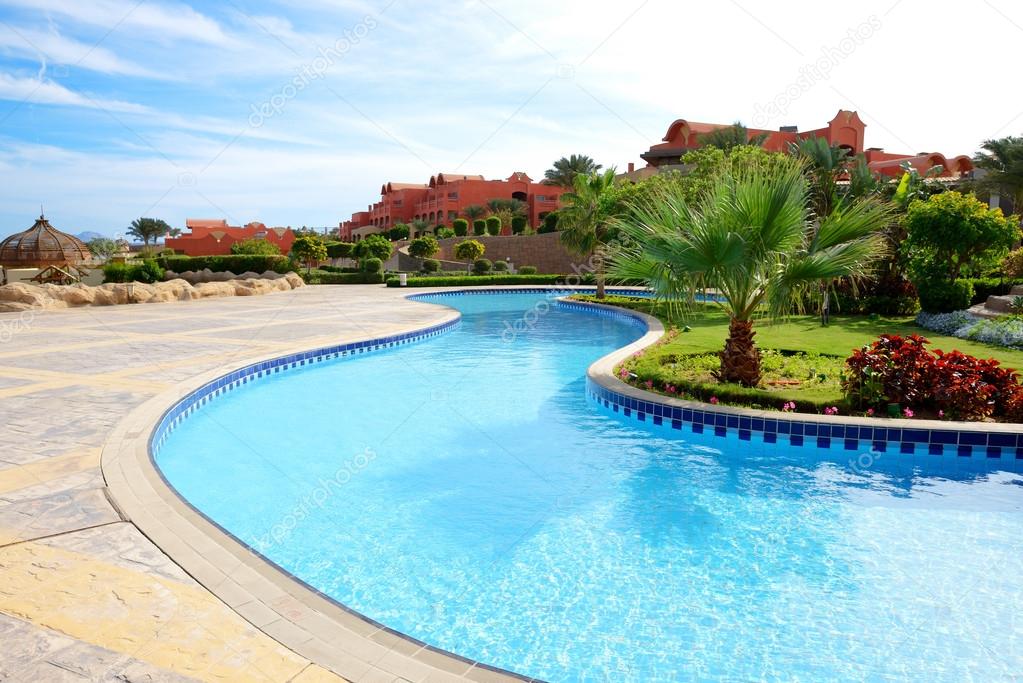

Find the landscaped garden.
xmin=552 ymin=135 xmax=1023 ymax=423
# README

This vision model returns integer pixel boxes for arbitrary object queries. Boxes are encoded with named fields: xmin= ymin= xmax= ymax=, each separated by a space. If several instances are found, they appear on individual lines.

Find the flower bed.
xmin=916 ymin=310 xmax=1023 ymax=349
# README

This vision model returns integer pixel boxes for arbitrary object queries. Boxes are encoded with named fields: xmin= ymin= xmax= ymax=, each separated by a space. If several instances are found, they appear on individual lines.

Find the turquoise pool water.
xmin=156 ymin=291 xmax=1023 ymax=682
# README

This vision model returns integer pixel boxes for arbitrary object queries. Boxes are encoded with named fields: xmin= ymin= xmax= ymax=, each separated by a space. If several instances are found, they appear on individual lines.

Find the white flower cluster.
xmin=916 ymin=310 xmax=1023 ymax=349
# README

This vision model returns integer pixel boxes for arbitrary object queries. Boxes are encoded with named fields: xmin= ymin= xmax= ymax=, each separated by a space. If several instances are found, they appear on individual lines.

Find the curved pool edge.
xmin=576 ymin=299 xmax=1023 ymax=468
xmin=100 ymin=297 xmax=545 ymax=683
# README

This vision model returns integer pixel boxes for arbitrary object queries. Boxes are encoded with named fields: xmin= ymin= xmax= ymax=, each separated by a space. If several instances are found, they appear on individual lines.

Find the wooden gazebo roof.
xmin=0 ymin=214 xmax=91 ymax=267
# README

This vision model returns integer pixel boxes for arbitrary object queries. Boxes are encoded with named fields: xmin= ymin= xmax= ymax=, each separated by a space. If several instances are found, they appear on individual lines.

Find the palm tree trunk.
xmin=595 ymin=249 xmax=605 ymax=299
xmin=717 ymin=317 xmax=762 ymax=387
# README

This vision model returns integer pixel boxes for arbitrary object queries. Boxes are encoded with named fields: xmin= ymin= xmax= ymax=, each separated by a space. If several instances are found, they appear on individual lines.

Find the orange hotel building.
xmin=639 ymin=110 xmax=974 ymax=179
xmin=340 ymin=172 xmax=567 ymax=240
xmin=165 ymin=219 xmax=296 ymax=256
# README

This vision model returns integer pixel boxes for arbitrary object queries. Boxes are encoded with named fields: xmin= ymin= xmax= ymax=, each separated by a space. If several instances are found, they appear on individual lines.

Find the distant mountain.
xmin=75 ymin=231 xmax=105 ymax=242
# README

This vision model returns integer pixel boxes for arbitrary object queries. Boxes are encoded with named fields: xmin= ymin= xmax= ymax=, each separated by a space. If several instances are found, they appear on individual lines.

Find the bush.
xmin=485 ymin=216 xmax=501 ymax=236
xmin=518 ymin=266 xmax=537 ymax=275
xmin=915 ymin=310 xmax=979 ymax=335
xmin=302 ymin=270 xmax=385 ymax=284
xmin=454 ymin=239 xmax=485 ymax=265
xmin=437 ymin=227 xmax=455 ymax=239
xmin=452 ymin=219 xmax=469 ymax=237
xmin=157 ymin=254 xmax=292 ymax=274
xmin=386 ymin=274 xmax=569 ymax=287
xmin=361 ymin=257 xmax=383 ymax=273
xmin=388 ymin=224 xmax=410 ymax=241
xmin=511 ymin=216 xmax=527 ymax=234
xmin=843 ymin=333 xmax=1023 ymax=420
xmin=326 ymin=242 xmax=354 ymax=259
xmin=472 ymin=258 xmax=492 ymax=275
xmin=963 ymin=277 xmax=1023 ymax=304
xmin=102 ymin=259 xmax=164 ymax=284
xmin=318 ymin=265 xmax=360 ymax=273
xmin=407 ymin=235 xmax=439 ymax=260
xmin=421 ymin=258 xmax=440 ymax=273
xmin=492 ymin=260 xmax=509 ymax=272
xmin=1003 ymin=248 xmax=1023 ymax=278
xmin=472 ymin=219 xmax=486 ymax=236
xmin=538 ymin=212 xmax=559 ymax=234
xmin=959 ymin=316 xmax=1023 ymax=349
xmin=917 ymin=279 xmax=974 ymax=313
xmin=843 ymin=334 xmax=934 ymax=409
xmin=158 ymin=248 xmax=176 ymax=257
xmin=231 ymin=239 xmax=281 ymax=255
xmin=353 ymin=234 xmax=393 ymax=262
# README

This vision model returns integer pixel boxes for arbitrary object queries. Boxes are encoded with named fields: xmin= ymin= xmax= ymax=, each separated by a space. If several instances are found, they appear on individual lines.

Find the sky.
xmin=0 ymin=0 xmax=1021 ymax=238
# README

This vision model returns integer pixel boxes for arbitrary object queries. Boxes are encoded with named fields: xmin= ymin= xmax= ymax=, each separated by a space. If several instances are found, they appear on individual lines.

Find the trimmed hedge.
xmin=472 ymin=258 xmax=493 ymax=275
xmin=964 ymin=277 xmax=1023 ymax=304
xmin=453 ymin=218 xmax=469 ymax=237
xmin=102 ymin=259 xmax=164 ymax=284
xmin=472 ymin=219 xmax=486 ymax=236
xmin=302 ymin=270 xmax=385 ymax=284
xmin=386 ymin=274 xmax=570 ymax=287
xmin=157 ymin=254 xmax=292 ymax=274
xmin=918 ymin=279 xmax=974 ymax=313
xmin=485 ymin=216 xmax=501 ymax=236
xmin=511 ymin=216 xmax=527 ymax=234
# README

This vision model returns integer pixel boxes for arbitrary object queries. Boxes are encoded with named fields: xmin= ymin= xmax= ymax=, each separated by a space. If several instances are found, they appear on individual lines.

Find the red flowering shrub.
xmin=843 ymin=335 xmax=933 ymax=409
xmin=844 ymin=335 xmax=1023 ymax=421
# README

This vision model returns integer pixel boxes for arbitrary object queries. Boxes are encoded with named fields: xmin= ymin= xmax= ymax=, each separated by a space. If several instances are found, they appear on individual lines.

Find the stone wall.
xmin=434 ymin=232 xmax=577 ymax=274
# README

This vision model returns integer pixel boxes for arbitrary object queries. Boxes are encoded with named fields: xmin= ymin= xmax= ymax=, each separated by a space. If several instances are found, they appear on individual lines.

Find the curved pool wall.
xmin=150 ymin=289 xmax=1023 ymax=682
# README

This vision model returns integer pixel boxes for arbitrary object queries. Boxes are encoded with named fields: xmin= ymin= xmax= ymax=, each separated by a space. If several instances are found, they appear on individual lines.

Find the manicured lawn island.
xmin=575 ymin=294 xmax=1023 ymax=419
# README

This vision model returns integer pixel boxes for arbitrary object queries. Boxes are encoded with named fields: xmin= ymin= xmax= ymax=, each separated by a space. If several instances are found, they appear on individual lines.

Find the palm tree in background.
xmin=609 ymin=158 xmax=890 ymax=387
xmin=974 ymin=135 xmax=1023 ymax=215
xmin=698 ymin=122 xmax=769 ymax=152
xmin=127 ymin=217 xmax=172 ymax=247
xmin=558 ymin=169 xmax=619 ymax=299
xmin=544 ymin=154 xmax=602 ymax=188
xmin=788 ymin=137 xmax=851 ymax=217
xmin=462 ymin=204 xmax=486 ymax=221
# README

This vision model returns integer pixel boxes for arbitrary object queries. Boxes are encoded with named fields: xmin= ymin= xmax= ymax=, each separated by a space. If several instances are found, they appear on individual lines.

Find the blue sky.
xmin=0 ymin=0 xmax=1020 ymax=238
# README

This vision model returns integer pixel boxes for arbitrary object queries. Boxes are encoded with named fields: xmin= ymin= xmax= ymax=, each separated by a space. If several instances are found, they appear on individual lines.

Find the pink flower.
xmin=903 ymin=407 xmax=914 ymax=418
xmin=709 ymin=396 xmax=719 ymax=405
xmin=823 ymin=406 xmax=839 ymax=416
xmin=667 ymin=385 xmax=677 ymax=394
xmin=938 ymin=410 xmax=945 ymax=419
xmin=866 ymin=408 xmax=875 ymax=417
xmin=644 ymin=380 xmax=654 ymax=389
xmin=781 ymin=401 xmax=795 ymax=412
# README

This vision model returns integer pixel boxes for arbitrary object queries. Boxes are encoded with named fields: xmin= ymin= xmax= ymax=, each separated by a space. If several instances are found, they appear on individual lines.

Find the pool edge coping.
xmin=577 ymin=298 xmax=1023 ymax=451
xmin=100 ymin=292 xmax=548 ymax=683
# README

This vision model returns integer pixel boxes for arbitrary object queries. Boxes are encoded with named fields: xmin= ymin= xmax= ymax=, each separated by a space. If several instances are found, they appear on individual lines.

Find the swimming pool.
xmin=156 ymin=290 xmax=1023 ymax=682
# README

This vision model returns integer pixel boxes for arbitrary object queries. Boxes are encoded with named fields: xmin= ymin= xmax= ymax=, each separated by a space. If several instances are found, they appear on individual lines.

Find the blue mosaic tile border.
xmin=149 ymin=316 xmax=460 ymax=457
xmin=408 ymin=287 xmax=648 ymax=300
xmin=587 ymin=379 xmax=1023 ymax=466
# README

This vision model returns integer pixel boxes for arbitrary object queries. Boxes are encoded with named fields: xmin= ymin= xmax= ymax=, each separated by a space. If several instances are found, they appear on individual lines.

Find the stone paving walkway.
xmin=0 ymin=285 xmax=454 ymax=682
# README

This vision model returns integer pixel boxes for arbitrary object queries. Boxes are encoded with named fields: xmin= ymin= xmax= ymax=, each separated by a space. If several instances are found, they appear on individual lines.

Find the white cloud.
xmin=0 ymin=24 xmax=164 ymax=77
xmin=0 ymin=72 xmax=149 ymax=112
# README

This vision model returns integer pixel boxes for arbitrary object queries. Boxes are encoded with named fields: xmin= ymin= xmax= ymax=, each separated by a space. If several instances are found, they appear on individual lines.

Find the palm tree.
xmin=410 ymin=219 xmax=430 ymax=237
xmin=788 ymin=137 xmax=850 ymax=217
xmin=559 ymin=169 xmax=619 ymax=299
xmin=127 ymin=217 xmax=172 ymax=247
xmin=544 ymin=154 xmax=602 ymax=188
xmin=462 ymin=204 xmax=486 ymax=221
xmin=698 ymin=122 xmax=769 ymax=151
xmin=973 ymin=135 xmax=1023 ymax=214
xmin=609 ymin=158 xmax=890 ymax=387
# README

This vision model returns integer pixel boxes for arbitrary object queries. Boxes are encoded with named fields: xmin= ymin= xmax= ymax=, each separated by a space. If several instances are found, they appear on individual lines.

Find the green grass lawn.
xmin=572 ymin=295 xmax=1023 ymax=412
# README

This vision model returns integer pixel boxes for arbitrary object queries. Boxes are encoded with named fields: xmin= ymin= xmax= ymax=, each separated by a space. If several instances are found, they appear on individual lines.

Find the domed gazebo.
xmin=0 ymin=214 xmax=91 ymax=268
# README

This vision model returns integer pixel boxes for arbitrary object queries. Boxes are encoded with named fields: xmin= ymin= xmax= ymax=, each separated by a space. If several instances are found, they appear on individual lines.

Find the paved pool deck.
xmin=0 ymin=285 xmax=463 ymax=682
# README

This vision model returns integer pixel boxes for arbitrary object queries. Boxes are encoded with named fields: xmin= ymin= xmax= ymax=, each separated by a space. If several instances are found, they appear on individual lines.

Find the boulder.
xmin=238 ymin=271 xmax=262 ymax=280
xmin=61 ymin=284 xmax=97 ymax=306
xmin=0 ymin=283 xmax=50 ymax=308
xmin=194 ymin=281 xmax=236 ymax=298
xmin=284 ymin=272 xmax=305 ymax=289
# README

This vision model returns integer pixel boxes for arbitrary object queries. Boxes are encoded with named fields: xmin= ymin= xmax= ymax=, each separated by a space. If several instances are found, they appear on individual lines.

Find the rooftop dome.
xmin=0 ymin=214 xmax=91 ymax=267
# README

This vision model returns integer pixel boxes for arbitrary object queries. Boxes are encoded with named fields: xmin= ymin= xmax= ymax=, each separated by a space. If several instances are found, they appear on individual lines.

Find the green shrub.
xmin=157 ymin=254 xmax=292 ymax=274
xmin=511 ymin=216 xmax=527 ymax=234
xmin=302 ymin=270 xmax=385 ymax=284
xmin=518 ymin=265 xmax=537 ymax=275
xmin=472 ymin=258 xmax=492 ymax=275
xmin=388 ymin=224 xmax=410 ymax=241
xmin=103 ymin=259 xmax=164 ymax=284
xmin=492 ymin=260 xmax=509 ymax=272
xmin=158 ymin=248 xmax=176 ymax=257
xmin=408 ymin=235 xmax=439 ymax=259
xmin=422 ymin=258 xmax=440 ymax=273
xmin=963 ymin=277 xmax=1023 ymax=304
xmin=326 ymin=242 xmax=354 ymax=259
xmin=353 ymin=234 xmax=393 ymax=262
xmin=361 ymin=257 xmax=383 ymax=273
xmin=386 ymin=274 xmax=569 ymax=287
xmin=231 ymin=239 xmax=280 ymax=255
xmin=452 ymin=219 xmax=469 ymax=237
xmin=437 ymin=227 xmax=455 ymax=239
xmin=918 ymin=279 xmax=975 ymax=313
xmin=319 ymin=265 xmax=360 ymax=273
xmin=485 ymin=216 xmax=501 ymax=236
xmin=538 ymin=212 xmax=559 ymax=234
xmin=472 ymin=219 xmax=486 ymax=236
